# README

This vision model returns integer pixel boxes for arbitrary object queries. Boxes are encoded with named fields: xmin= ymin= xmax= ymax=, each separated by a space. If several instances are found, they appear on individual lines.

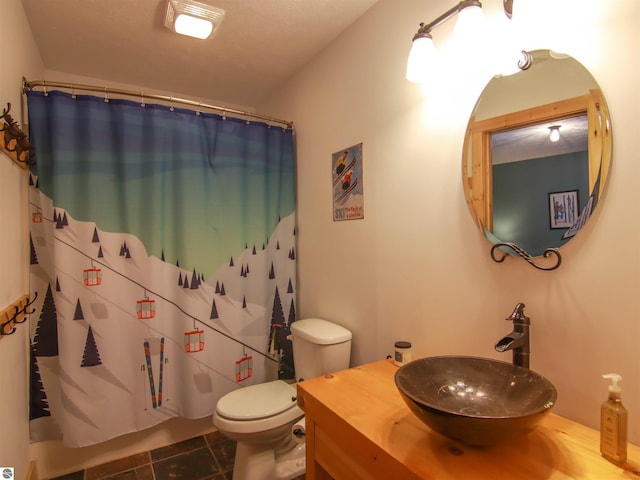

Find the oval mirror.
xmin=462 ymin=50 xmax=612 ymax=267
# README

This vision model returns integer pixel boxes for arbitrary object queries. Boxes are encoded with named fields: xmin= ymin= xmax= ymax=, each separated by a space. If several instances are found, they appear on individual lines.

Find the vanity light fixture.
xmin=407 ymin=0 xmax=521 ymax=83
xmin=548 ymin=125 xmax=561 ymax=143
xmin=406 ymin=1 xmax=486 ymax=83
xmin=405 ymin=29 xmax=436 ymax=83
xmin=503 ymin=0 xmax=514 ymax=19
xmin=164 ymin=0 xmax=225 ymax=39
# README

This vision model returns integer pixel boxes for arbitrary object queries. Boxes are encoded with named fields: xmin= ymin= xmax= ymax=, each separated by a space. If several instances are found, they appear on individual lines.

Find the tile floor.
xmin=49 ymin=431 xmax=238 ymax=480
xmin=48 ymin=431 xmax=307 ymax=480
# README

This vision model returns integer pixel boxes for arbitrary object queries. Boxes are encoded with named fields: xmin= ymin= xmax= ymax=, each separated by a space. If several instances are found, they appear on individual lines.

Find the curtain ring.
xmin=71 ymin=83 xmax=76 ymax=99
xmin=169 ymin=96 xmax=174 ymax=112
xmin=196 ymin=101 xmax=202 ymax=116
xmin=140 ymin=91 xmax=145 ymax=108
xmin=43 ymin=80 xmax=48 ymax=96
xmin=104 ymin=87 xmax=109 ymax=103
xmin=222 ymin=108 xmax=226 ymax=120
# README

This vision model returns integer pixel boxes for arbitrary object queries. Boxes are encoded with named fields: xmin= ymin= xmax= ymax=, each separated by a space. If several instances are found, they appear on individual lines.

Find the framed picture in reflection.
xmin=549 ymin=190 xmax=579 ymax=229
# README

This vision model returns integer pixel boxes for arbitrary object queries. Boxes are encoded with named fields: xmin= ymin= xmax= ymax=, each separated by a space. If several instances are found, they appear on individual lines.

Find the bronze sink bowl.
xmin=394 ymin=356 xmax=557 ymax=447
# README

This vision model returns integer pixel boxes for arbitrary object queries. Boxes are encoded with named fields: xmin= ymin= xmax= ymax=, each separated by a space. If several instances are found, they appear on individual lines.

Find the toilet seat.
xmin=214 ymin=380 xmax=303 ymax=435
xmin=217 ymin=380 xmax=298 ymax=420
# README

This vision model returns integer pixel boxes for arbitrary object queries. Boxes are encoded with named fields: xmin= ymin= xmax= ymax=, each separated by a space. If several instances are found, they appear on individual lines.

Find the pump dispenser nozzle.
xmin=602 ymin=373 xmax=622 ymax=395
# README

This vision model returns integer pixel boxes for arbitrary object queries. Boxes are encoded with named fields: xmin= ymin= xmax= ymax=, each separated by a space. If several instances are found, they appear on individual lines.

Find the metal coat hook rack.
xmin=0 ymin=292 xmax=38 ymax=338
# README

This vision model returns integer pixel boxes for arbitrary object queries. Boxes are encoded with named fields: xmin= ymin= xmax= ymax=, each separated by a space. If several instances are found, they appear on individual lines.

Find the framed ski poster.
xmin=332 ymin=142 xmax=364 ymax=221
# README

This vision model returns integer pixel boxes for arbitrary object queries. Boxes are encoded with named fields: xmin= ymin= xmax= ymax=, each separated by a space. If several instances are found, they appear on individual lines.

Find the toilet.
xmin=213 ymin=318 xmax=352 ymax=480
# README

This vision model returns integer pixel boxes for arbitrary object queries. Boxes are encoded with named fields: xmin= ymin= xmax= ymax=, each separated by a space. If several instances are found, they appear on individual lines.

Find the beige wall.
xmin=0 ymin=1 xmax=43 ymax=478
xmin=261 ymin=0 xmax=640 ymax=445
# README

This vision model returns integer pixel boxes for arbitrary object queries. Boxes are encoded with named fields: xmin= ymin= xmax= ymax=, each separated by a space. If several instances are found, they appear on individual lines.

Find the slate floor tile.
xmin=152 ymin=446 xmax=220 ymax=480
xmin=84 ymin=452 xmax=150 ymax=480
xmin=150 ymin=435 xmax=208 ymax=461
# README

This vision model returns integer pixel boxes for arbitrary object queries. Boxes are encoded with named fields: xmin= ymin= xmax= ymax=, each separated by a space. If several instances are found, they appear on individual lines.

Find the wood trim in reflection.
xmin=469 ymin=94 xmax=592 ymax=134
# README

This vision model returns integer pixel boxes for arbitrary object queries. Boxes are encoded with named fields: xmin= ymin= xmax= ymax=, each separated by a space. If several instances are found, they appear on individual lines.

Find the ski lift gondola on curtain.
xmin=32 ymin=207 xmax=43 ymax=223
xmin=83 ymin=260 xmax=102 ymax=286
xmin=235 ymin=346 xmax=253 ymax=382
xmin=184 ymin=319 xmax=204 ymax=353
xmin=136 ymin=290 xmax=156 ymax=319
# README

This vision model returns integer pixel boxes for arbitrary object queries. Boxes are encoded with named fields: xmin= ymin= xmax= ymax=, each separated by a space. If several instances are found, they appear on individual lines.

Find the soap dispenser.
xmin=600 ymin=373 xmax=628 ymax=464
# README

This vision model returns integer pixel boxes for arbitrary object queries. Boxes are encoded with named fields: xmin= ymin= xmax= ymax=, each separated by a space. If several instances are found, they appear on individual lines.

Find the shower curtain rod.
xmin=22 ymin=79 xmax=294 ymax=129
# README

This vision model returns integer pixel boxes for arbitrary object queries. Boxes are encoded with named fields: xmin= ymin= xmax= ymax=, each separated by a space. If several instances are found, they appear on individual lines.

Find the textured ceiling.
xmin=21 ymin=0 xmax=380 ymax=108
xmin=492 ymin=115 xmax=589 ymax=165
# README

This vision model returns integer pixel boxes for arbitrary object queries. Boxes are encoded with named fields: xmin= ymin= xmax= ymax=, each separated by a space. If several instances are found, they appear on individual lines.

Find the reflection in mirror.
xmin=463 ymin=50 xmax=612 ymax=267
xmin=491 ymin=114 xmax=589 ymax=253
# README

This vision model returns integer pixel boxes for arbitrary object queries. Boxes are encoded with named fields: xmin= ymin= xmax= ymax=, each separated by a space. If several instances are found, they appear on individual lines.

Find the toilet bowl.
xmin=214 ymin=380 xmax=303 ymax=441
xmin=214 ymin=380 xmax=305 ymax=480
xmin=213 ymin=318 xmax=352 ymax=480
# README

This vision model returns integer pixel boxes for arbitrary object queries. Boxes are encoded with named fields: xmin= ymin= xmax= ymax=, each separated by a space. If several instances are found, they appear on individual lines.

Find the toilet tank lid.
xmin=290 ymin=318 xmax=352 ymax=345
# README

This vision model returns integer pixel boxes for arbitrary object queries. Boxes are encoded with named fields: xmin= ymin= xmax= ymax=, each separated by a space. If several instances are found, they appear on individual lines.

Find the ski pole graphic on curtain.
xmin=26 ymin=90 xmax=297 ymax=447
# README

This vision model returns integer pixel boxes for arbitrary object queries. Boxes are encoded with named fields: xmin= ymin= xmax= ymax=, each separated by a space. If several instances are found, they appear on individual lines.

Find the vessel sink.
xmin=394 ymin=356 xmax=557 ymax=447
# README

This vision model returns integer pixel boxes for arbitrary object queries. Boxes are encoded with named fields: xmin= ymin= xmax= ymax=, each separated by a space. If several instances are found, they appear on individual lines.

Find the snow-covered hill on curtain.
xmin=28 ymin=177 xmax=297 ymax=447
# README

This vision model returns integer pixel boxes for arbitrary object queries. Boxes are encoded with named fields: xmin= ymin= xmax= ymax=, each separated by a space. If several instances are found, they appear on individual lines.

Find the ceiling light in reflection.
xmin=548 ymin=125 xmax=561 ymax=143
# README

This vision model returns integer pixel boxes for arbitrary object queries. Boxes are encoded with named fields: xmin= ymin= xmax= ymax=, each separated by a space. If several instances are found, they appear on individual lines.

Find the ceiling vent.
xmin=164 ymin=0 xmax=225 ymax=39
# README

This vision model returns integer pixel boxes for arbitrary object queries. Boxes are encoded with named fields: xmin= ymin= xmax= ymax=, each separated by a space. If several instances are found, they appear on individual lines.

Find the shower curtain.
xmin=26 ymin=90 xmax=297 ymax=447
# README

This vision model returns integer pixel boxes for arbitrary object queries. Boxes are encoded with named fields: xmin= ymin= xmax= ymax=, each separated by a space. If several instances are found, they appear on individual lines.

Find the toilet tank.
xmin=290 ymin=318 xmax=352 ymax=382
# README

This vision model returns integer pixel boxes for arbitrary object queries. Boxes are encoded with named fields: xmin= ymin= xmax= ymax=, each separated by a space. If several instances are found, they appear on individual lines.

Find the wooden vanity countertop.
xmin=297 ymin=359 xmax=640 ymax=480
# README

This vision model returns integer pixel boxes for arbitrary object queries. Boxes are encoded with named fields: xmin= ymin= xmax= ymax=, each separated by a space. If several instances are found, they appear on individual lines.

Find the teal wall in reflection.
xmin=493 ymin=151 xmax=589 ymax=254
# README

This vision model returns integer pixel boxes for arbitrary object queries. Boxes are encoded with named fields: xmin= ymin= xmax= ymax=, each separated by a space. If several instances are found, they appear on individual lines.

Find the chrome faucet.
xmin=495 ymin=302 xmax=530 ymax=368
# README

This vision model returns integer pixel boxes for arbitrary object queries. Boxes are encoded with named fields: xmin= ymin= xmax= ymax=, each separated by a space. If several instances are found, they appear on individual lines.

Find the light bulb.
xmin=452 ymin=2 xmax=486 ymax=76
xmin=453 ymin=3 xmax=485 ymax=46
xmin=174 ymin=14 xmax=213 ymax=39
xmin=549 ymin=126 xmax=561 ymax=143
xmin=406 ymin=35 xmax=436 ymax=83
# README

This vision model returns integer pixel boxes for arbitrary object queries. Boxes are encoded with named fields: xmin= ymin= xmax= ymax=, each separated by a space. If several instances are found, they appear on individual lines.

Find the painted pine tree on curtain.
xmin=27 ymin=90 xmax=297 ymax=447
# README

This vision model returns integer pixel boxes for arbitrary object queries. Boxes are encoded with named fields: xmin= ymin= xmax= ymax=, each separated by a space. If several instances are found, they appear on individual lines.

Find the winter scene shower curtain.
xmin=26 ymin=90 xmax=297 ymax=447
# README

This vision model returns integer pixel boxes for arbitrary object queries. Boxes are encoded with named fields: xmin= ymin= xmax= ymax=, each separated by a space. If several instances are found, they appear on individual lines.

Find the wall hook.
xmin=0 ymin=102 xmax=10 ymax=121
xmin=15 ymin=291 xmax=38 ymax=323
